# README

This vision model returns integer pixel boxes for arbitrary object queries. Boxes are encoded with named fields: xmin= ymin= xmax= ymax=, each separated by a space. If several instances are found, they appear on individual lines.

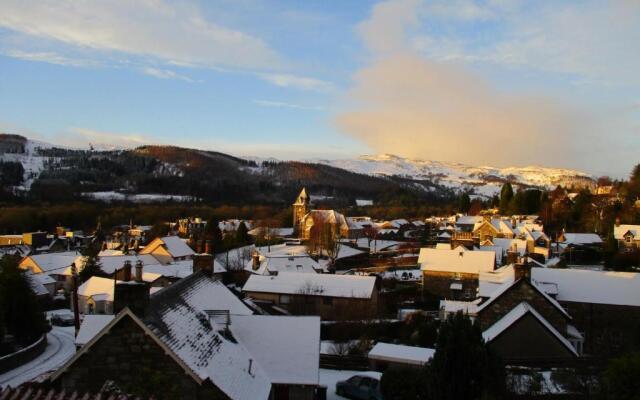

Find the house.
xmin=613 ymin=223 xmax=640 ymax=251
xmin=455 ymin=216 xmax=483 ymax=232
xmin=531 ymin=268 xmax=640 ymax=357
xmin=367 ymin=342 xmax=434 ymax=371
xmin=242 ymin=272 xmax=379 ymax=320
xmin=52 ymin=270 xmax=322 ymax=400
xmin=76 ymin=276 xmax=116 ymax=315
xmin=139 ymin=235 xmax=195 ymax=263
xmin=19 ymin=251 xmax=82 ymax=290
xmin=298 ymin=210 xmax=351 ymax=241
xmin=475 ymin=264 xmax=580 ymax=362
xmin=419 ymin=248 xmax=495 ymax=300
xmin=246 ymin=244 xmax=326 ymax=275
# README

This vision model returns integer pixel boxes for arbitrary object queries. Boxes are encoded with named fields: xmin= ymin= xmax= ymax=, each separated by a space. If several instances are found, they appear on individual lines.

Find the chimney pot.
xmin=205 ymin=240 xmax=212 ymax=255
xmin=252 ymin=252 xmax=261 ymax=270
xmin=123 ymin=260 xmax=132 ymax=282
xmin=135 ymin=260 xmax=143 ymax=282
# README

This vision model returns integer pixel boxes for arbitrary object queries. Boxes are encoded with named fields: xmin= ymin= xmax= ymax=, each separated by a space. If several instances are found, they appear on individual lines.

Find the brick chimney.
xmin=122 ymin=260 xmax=132 ymax=282
xmin=252 ymin=252 xmax=261 ymax=271
xmin=514 ymin=257 xmax=531 ymax=281
xmin=113 ymin=281 xmax=150 ymax=317
xmin=193 ymin=254 xmax=214 ymax=275
xmin=204 ymin=240 xmax=212 ymax=255
xmin=135 ymin=260 xmax=143 ymax=283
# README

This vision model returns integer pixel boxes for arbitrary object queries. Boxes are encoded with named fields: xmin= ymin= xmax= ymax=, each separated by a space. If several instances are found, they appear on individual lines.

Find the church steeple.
xmin=293 ymin=188 xmax=309 ymax=237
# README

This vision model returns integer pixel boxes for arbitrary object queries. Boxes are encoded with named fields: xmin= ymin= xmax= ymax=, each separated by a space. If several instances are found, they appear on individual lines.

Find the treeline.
xmin=0 ymin=203 xmax=291 ymax=234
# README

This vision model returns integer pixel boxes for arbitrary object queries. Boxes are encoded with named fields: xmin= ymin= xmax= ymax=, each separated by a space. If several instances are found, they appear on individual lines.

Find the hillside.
xmin=314 ymin=154 xmax=595 ymax=198
xmin=0 ymin=134 xmax=595 ymax=204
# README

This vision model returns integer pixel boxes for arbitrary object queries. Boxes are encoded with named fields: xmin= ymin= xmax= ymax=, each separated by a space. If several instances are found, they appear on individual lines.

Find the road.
xmin=0 ymin=326 xmax=76 ymax=389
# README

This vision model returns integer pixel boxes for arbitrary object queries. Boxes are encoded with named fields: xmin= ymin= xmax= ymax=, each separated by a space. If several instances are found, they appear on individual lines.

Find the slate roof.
xmin=243 ymin=272 xmax=377 ymax=299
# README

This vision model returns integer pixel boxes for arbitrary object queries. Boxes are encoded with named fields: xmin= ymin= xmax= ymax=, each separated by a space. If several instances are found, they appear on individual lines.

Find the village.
xmin=1 ymin=176 xmax=640 ymax=399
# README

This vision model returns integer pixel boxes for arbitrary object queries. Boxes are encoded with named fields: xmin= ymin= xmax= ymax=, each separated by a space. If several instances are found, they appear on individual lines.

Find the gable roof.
xmin=243 ymin=272 xmax=376 ymax=299
xmin=614 ymin=224 xmax=640 ymax=240
xmin=476 ymin=276 xmax=571 ymax=319
xmin=532 ymin=268 xmax=640 ymax=307
xmin=418 ymin=248 xmax=495 ymax=274
xmin=561 ymin=233 xmax=603 ymax=245
xmin=230 ymin=315 xmax=320 ymax=385
xmin=141 ymin=236 xmax=195 ymax=258
xmin=482 ymin=302 xmax=578 ymax=357
xmin=20 ymin=251 xmax=80 ymax=274
xmin=77 ymin=276 xmax=115 ymax=302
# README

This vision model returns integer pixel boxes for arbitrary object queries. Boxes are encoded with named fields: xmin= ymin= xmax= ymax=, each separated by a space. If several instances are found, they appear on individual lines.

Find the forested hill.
xmin=0 ymin=134 xmax=453 ymax=205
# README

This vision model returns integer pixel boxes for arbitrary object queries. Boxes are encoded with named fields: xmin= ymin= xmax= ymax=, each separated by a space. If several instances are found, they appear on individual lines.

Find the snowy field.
xmin=319 ymin=369 xmax=382 ymax=400
xmin=81 ymin=191 xmax=199 ymax=203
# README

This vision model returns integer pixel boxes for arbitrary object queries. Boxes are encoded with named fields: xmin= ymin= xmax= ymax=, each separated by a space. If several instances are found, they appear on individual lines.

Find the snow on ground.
xmin=319 ymin=369 xmax=382 ymax=400
xmin=0 ymin=326 xmax=76 ymax=389
xmin=81 ymin=191 xmax=198 ymax=203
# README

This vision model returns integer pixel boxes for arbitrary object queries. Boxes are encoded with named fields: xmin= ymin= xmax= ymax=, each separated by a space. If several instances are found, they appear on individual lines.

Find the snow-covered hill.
xmin=312 ymin=154 xmax=595 ymax=198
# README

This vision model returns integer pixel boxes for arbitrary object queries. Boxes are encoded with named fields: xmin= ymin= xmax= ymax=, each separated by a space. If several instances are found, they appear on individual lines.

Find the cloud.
xmin=259 ymin=73 xmax=335 ymax=92
xmin=57 ymin=127 xmax=158 ymax=150
xmin=0 ymin=0 xmax=282 ymax=71
xmin=412 ymin=1 xmax=640 ymax=86
xmin=141 ymin=67 xmax=198 ymax=83
xmin=3 ymin=50 xmax=98 ymax=67
xmin=253 ymin=100 xmax=323 ymax=111
xmin=336 ymin=0 xmax=600 ymax=169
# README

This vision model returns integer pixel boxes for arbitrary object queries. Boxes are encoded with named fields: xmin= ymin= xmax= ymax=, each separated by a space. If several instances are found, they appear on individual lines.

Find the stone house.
xmin=419 ymin=248 xmax=495 ymax=300
xmin=52 ymin=270 xmax=322 ymax=400
xmin=139 ymin=236 xmax=195 ymax=264
xmin=242 ymin=272 xmax=379 ymax=320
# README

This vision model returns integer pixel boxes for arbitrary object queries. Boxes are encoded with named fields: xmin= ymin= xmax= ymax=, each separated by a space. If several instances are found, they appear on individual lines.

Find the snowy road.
xmin=0 ymin=326 xmax=76 ymax=389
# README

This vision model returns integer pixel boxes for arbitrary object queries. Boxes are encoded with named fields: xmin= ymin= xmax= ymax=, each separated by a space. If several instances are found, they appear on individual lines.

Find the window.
xmin=280 ymin=295 xmax=290 ymax=305
xmin=626 ymin=235 xmax=632 ymax=243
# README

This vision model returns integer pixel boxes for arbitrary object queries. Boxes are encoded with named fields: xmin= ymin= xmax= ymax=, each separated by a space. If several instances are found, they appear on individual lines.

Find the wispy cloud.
xmin=141 ymin=67 xmax=199 ymax=83
xmin=253 ymin=99 xmax=323 ymax=111
xmin=0 ymin=0 xmax=282 ymax=71
xmin=3 ymin=50 xmax=98 ymax=67
xmin=259 ymin=73 xmax=335 ymax=92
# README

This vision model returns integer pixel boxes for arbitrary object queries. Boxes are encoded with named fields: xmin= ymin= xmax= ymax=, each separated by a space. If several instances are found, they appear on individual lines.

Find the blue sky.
xmin=0 ymin=0 xmax=638 ymax=177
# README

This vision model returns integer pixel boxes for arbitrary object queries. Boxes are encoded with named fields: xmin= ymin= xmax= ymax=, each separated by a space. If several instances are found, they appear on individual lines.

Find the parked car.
xmin=50 ymin=313 xmax=75 ymax=327
xmin=336 ymin=375 xmax=383 ymax=400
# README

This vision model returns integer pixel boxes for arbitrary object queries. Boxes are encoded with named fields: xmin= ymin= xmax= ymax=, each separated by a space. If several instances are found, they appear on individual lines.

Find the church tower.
xmin=292 ymin=188 xmax=309 ymax=237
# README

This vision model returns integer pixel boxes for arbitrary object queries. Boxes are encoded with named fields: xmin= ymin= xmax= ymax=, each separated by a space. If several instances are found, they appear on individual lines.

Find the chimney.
xmin=204 ymin=240 xmax=212 ymax=255
xmin=252 ymin=252 xmax=261 ymax=271
xmin=193 ymin=253 xmax=214 ymax=275
xmin=135 ymin=260 xmax=143 ymax=283
xmin=615 ymin=217 xmax=621 ymax=227
xmin=113 ymin=280 xmax=150 ymax=317
xmin=514 ymin=258 xmax=531 ymax=281
xmin=122 ymin=260 xmax=132 ymax=282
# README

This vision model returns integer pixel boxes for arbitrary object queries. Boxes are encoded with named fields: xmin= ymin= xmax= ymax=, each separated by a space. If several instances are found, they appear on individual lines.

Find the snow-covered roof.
xmin=561 ymin=233 xmax=603 ymax=245
xmin=532 ymin=268 xmax=640 ymax=307
xmin=231 ymin=315 xmax=320 ymax=386
xmin=158 ymin=236 xmax=195 ymax=258
xmin=144 ymin=273 xmax=269 ymax=400
xmin=613 ymin=224 xmax=640 ymax=240
xmin=368 ymin=342 xmax=434 ymax=366
xmin=478 ymin=264 xmax=515 ymax=298
xmin=418 ymin=248 xmax=495 ymax=274
xmin=76 ymin=254 xmax=160 ymax=275
xmin=21 ymin=251 xmax=80 ymax=274
xmin=493 ymin=238 xmax=528 ymax=256
xmin=243 ymin=272 xmax=377 ymax=299
xmin=456 ymin=216 xmax=483 ymax=226
xmin=482 ymin=302 xmax=578 ymax=356
xmin=76 ymin=315 xmax=114 ymax=346
xmin=340 ymin=238 xmax=400 ymax=252
xmin=78 ymin=276 xmax=115 ymax=302
xmin=247 ymin=254 xmax=320 ymax=275
xmin=26 ymin=271 xmax=51 ymax=296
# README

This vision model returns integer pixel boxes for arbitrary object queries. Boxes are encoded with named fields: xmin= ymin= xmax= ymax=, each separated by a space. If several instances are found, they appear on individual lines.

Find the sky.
xmin=0 ymin=0 xmax=638 ymax=177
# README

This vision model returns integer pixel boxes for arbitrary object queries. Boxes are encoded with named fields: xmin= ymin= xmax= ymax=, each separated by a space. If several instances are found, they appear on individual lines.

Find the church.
xmin=292 ymin=188 xmax=351 ymax=240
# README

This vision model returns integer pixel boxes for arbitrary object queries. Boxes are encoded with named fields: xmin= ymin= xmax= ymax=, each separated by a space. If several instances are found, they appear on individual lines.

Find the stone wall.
xmin=478 ymin=280 xmax=568 ymax=335
xmin=57 ymin=316 xmax=228 ymax=399
xmin=422 ymin=270 xmax=478 ymax=300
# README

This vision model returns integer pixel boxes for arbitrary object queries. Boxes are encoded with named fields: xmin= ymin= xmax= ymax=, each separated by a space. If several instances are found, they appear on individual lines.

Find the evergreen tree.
xmin=235 ymin=221 xmax=250 ymax=244
xmin=500 ymin=183 xmax=514 ymax=213
xmin=429 ymin=312 xmax=505 ymax=400
xmin=205 ymin=218 xmax=223 ymax=251
xmin=0 ymin=255 xmax=47 ymax=345
xmin=458 ymin=193 xmax=471 ymax=213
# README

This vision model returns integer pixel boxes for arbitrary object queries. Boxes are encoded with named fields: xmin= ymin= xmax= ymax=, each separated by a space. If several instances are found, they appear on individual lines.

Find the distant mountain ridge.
xmin=312 ymin=154 xmax=595 ymax=197
xmin=0 ymin=134 xmax=595 ymax=203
